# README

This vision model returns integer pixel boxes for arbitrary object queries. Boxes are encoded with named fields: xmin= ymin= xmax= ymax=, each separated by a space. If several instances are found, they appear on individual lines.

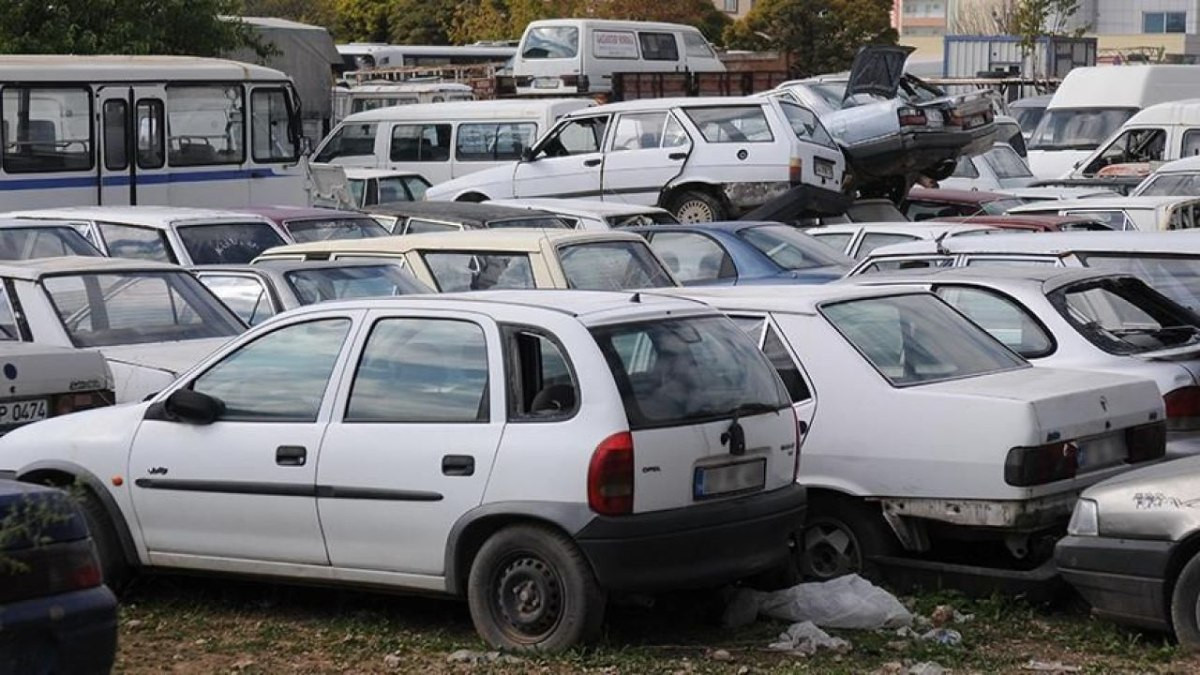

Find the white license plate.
xmin=1077 ymin=433 xmax=1127 ymax=471
xmin=694 ymin=458 xmax=766 ymax=500
xmin=533 ymin=78 xmax=560 ymax=89
xmin=0 ymin=398 xmax=47 ymax=427
xmin=814 ymin=159 xmax=836 ymax=179
xmin=926 ymin=114 xmax=944 ymax=128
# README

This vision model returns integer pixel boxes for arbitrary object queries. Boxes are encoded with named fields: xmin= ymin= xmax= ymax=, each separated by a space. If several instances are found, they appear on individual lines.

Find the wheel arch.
xmin=19 ymin=460 xmax=140 ymax=566
xmin=661 ymin=182 xmax=731 ymax=215
xmin=455 ymin=192 xmax=490 ymax=203
xmin=1164 ymin=530 xmax=1200 ymax=619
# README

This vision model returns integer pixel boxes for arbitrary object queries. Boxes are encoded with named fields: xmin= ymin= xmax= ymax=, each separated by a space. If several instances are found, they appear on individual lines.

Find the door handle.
xmin=276 ymin=445 xmax=307 ymax=467
xmin=668 ymin=152 xmax=687 ymax=160
xmin=583 ymin=158 xmax=602 ymax=167
xmin=442 ymin=455 xmax=475 ymax=477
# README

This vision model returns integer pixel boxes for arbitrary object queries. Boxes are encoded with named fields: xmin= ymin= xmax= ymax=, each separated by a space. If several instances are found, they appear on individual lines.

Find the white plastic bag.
xmin=767 ymin=621 xmax=852 ymax=655
xmin=723 ymin=574 xmax=913 ymax=630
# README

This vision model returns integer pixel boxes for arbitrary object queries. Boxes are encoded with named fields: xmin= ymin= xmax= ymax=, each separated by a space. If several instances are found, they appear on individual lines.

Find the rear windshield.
xmin=177 ymin=222 xmax=287 ymax=264
xmin=591 ymin=316 xmax=789 ymax=430
xmin=284 ymin=264 xmax=426 ymax=305
xmin=285 ymin=217 xmax=390 ymax=243
xmin=980 ymin=198 xmax=1027 ymax=215
xmin=522 ymin=26 xmax=578 ymax=59
xmin=737 ymin=224 xmax=852 ymax=271
xmin=488 ymin=217 xmax=570 ymax=229
xmin=0 ymin=226 xmax=101 ymax=259
xmin=558 ymin=240 xmax=676 ymax=290
xmin=984 ymin=145 xmax=1033 ymax=179
xmin=421 ymin=251 xmax=535 ymax=291
xmin=1139 ymin=174 xmax=1200 ymax=197
xmin=1048 ymin=276 xmax=1200 ymax=356
xmin=608 ymin=212 xmax=678 ymax=227
xmin=821 ymin=293 xmax=1027 ymax=387
xmin=778 ymin=101 xmax=836 ymax=148
xmin=1080 ymin=253 xmax=1200 ymax=310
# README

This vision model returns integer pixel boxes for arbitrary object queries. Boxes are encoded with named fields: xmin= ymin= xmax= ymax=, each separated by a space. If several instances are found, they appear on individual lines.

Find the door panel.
xmin=602 ymin=111 xmax=690 ymax=206
xmin=514 ymin=115 xmax=608 ymax=199
xmin=96 ymin=85 xmax=169 ymax=206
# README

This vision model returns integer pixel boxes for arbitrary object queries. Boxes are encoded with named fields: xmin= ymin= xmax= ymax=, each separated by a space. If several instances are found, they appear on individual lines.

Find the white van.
xmin=514 ymin=19 xmax=725 ymax=96
xmin=1028 ymin=65 xmax=1200 ymax=179
xmin=312 ymin=99 xmax=592 ymax=185
xmin=1069 ymin=99 xmax=1200 ymax=179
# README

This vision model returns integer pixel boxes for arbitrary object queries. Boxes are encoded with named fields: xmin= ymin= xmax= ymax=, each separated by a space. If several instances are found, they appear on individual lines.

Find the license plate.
xmin=926 ymin=114 xmax=944 ymax=129
xmin=1077 ymin=433 xmax=1127 ymax=471
xmin=814 ymin=158 xmax=836 ymax=179
xmin=533 ymin=78 xmax=560 ymax=89
xmin=694 ymin=458 xmax=766 ymax=500
xmin=0 ymin=398 xmax=47 ymax=427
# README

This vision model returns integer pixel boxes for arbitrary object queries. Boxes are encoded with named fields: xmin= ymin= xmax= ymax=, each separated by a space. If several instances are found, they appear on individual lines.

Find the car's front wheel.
xmin=1171 ymin=552 xmax=1200 ymax=649
xmin=668 ymin=190 xmax=726 ymax=223
xmin=467 ymin=524 xmax=605 ymax=651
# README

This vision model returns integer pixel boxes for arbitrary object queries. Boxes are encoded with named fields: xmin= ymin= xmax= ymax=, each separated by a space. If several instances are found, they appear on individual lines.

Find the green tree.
xmin=724 ymin=0 xmax=896 ymax=78
xmin=0 ymin=0 xmax=268 ymax=56
xmin=1013 ymin=0 xmax=1085 ymax=54
xmin=242 ymin=0 xmax=339 ymax=28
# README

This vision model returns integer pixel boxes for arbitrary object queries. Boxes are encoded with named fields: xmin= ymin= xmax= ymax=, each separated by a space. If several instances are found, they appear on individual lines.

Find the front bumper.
xmin=1055 ymin=534 xmax=1174 ymax=631
xmin=576 ymin=483 xmax=807 ymax=592
xmin=0 ymin=585 xmax=118 ymax=673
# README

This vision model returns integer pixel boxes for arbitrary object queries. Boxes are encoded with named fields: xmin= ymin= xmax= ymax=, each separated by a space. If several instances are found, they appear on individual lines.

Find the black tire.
xmin=79 ymin=489 xmax=133 ymax=594
xmin=467 ymin=524 xmax=605 ymax=651
xmin=799 ymin=493 xmax=899 ymax=582
xmin=667 ymin=190 xmax=726 ymax=223
xmin=1171 ymin=552 xmax=1200 ymax=650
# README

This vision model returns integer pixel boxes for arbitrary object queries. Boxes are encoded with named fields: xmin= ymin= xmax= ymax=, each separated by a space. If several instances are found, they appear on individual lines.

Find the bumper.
xmin=576 ymin=484 xmax=807 ymax=592
xmin=1055 ymin=535 xmax=1174 ymax=631
xmin=0 ymin=585 xmax=118 ymax=673
xmin=842 ymin=125 xmax=993 ymax=180
xmin=881 ymin=490 xmax=1080 ymax=531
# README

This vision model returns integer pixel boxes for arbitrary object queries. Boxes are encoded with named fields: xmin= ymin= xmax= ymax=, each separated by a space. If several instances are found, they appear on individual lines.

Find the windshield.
xmin=422 ymin=251 xmax=535 ymax=291
xmin=381 ymin=175 xmax=429 ymax=201
xmin=285 ymin=217 xmax=389 ymax=243
xmin=984 ymin=145 xmax=1034 ymax=179
xmin=284 ymin=265 xmax=427 ymax=305
xmin=0 ymin=226 xmax=101 ymax=259
xmin=821 ymin=293 xmax=1027 ymax=387
xmin=737 ymin=224 xmax=853 ymax=271
xmin=488 ymin=217 xmax=570 ymax=229
xmin=1138 ymin=173 xmax=1200 ymax=197
xmin=1078 ymin=254 xmax=1200 ymax=311
xmin=591 ymin=316 xmax=789 ymax=430
xmin=558 ymin=240 xmax=676 ymax=290
xmin=43 ymin=271 xmax=243 ymax=348
xmin=177 ymin=222 xmax=287 ymax=264
xmin=1049 ymin=277 xmax=1200 ymax=356
xmin=608 ymin=212 xmax=678 ymax=227
xmin=981 ymin=198 xmax=1028 ymax=215
xmin=1013 ymin=106 xmax=1046 ymax=136
xmin=522 ymin=26 xmax=578 ymax=59
xmin=1029 ymin=108 xmax=1137 ymax=151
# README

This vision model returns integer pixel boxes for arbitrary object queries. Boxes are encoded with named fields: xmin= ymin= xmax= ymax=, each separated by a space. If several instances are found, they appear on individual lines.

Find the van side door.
xmin=601 ymin=111 xmax=691 ymax=206
xmin=513 ymin=115 xmax=609 ymax=199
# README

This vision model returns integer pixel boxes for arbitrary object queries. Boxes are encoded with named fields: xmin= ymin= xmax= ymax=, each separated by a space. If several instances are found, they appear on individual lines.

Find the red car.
xmin=903 ymin=187 xmax=1027 ymax=220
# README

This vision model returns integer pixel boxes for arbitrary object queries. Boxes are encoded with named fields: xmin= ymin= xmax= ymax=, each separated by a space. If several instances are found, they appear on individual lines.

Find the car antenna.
xmin=933 ymin=230 xmax=950 ymax=255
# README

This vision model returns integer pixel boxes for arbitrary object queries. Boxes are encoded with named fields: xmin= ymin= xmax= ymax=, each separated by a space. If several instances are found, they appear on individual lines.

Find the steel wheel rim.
xmin=801 ymin=519 xmax=862 ymax=579
xmin=676 ymin=199 xmax=715 ymax=223
xmin=491 ymin=552 xmax=564 ymax=644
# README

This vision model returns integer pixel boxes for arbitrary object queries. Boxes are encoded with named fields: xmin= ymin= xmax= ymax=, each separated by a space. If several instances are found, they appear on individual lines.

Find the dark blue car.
xmin=628 ymin=221 xmax=853 ymax=286
xmin=0 ymin=479 xmax=118 ymax=673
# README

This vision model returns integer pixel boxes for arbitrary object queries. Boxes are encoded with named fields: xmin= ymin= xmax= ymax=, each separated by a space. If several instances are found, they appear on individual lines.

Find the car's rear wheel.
xmin=79 ymin=489 xmax=133 ymax=593
xmin=1171 ymin=552 xmax=1200 ymax=649
xmin=799 ymin=494 xmax=897 ymax=582
xmin=668 ymin=190 xmax=726 ymax=223
xmin=467 ymin=524 xmax=605 ymax=651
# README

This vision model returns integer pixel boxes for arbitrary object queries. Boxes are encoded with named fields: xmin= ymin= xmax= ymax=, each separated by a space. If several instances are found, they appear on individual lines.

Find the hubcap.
xmin=493 ymin=555 xmax=563 ymax=643
xmin=801 ymin=520 xmax=862 ymax=579
xmin=676 ymin=199 xmax=715 ymax=223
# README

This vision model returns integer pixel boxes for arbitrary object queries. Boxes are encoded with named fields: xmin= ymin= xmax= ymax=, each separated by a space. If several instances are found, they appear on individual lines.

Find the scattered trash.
xmin=445 ymin=649 xmax=523 ymax=665
xmin=723 ymin=574 xmax=913 ymax=630
xmin=930 ymin=605 xmax=955 ymax=627
xmin=873 ymin=662 xmax=905 ymax=675
xmin=709 ymin=649 xmax=734 ymax=662
xmin=767 ymin=621 xmax=852 ymax=655
xmin=383 ymin=653 xmax=403 ymax=669
xmin=919 ymin=628 xmax=962 ymax=646
xmin=1023 ymin=661 xmax=1082 ymax=673
xmin=895 ymin=626 xmax=919 ymax=639
xmin=125 ymin=619 xmax=143 ymax=629
xmin=909 ymin=662 xmax=946 ymax=675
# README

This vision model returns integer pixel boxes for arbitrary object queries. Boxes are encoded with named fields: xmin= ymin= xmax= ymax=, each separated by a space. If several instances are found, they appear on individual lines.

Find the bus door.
xmin=97 ymin=85 xmax=169 ymax=205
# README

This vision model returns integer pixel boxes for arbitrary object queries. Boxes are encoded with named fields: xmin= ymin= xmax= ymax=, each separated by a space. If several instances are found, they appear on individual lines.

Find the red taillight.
xmin=789 ymin=157 xmax=803 ymax=184
xmin=53 ymin=389 xmax=115 ymax=416
xmin=1126 ymin=421 xmax=1167 ymax=463
xmin=1004 ymin=441 xmax=1078 ymax=487
xmin=898 ymin=107 xmax=927 ymax=127
xmin=1165 ymin=387 xmax=1200 ymax=431
xmin=69 ymin=558 xmax=103 ymax=590
xmin=588 ymin=432 xmax=634 ymax=516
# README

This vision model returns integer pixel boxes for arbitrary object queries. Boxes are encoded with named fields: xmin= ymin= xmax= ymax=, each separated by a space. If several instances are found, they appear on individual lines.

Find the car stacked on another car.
xmin=903 ymin=187 xmax=1027 ymax=221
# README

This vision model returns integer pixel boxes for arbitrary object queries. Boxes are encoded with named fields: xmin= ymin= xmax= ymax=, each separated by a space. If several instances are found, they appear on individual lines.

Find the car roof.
xmin=234 ymin=206 xmax=369 ymax=223
xmin=366 ymin=201 xmax=559 ymax=223
xmin=0 ymin=218 xmax=87 ymax=229
xmin=934 ymin=214 xmax=1105 ymax=229
xmin=341 ymin=98 xmax=588 ymax=124
xmin=7 ymin=206 xmax=275 ymax=227
xmin=580 ymin=97 xmax=768 ymax=116
xmin=807 ymin=222 xmax=997 ymax=237
xmin=1008 ymin=195 xmax=1200 ymax=212
xmin=259 ymin=228 xmax=644 ymax=257
xmin=626 ymin=221 xmax=776 ymax=234
xmin=1151 ymin=155 xmax=1200 ymax=174
xmin=659 ymin=283 xmax=928 ymax=315
xmin=907 ymin=187 xmax=1018 ymax=204
xmin=489 ymin=198 xmax=670 ymax=218
xmin=193 ymin=259 xmax=407 ymax=275
xmin=848 ymin=264 xmax=1117 ymax=290
xmin=0 ymin=55 xmax=285 ymax=81
xmin=863 ymin=230 xmax=1200 ymax=257
xmin=341 ymin=168 xmax=428 ymax=180
xmin=0 ymin=255 xmax=184 ymax=280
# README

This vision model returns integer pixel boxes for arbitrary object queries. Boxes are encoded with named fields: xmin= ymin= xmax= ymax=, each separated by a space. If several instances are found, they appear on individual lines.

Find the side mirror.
xmin=163 ymin=389 xmax=225 ymax=425
xmin=520 ymin=147 xmax=535 ymax=162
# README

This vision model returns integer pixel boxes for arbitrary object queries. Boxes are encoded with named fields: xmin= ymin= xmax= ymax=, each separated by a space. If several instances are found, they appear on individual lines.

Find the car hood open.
xmin=844 ymin=45 xmax=916 ymax=101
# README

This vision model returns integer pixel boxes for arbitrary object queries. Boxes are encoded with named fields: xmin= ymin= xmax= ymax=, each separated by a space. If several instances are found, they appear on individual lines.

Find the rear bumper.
xmin=0 ymin=585 xmax=118 ymax=673
xmin=842 ymin=125 xmax=992 ymax=179
xmin=576 ymin=484 xmax=807 ymax=592
xmin=1054 ymin=534 xmax=1174 ymax=631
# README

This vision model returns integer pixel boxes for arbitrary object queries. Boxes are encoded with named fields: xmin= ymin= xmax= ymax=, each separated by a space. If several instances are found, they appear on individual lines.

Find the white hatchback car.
xmin=425 ymin=97 xmax=846 ymax=223
xmin=668 ymin=284 xmax=1164 ymax=581
xmin=0 ymin=290 xmax=806 ymax=650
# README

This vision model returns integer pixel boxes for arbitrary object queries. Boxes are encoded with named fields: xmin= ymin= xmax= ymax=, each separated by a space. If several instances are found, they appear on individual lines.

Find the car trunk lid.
xmin=844 ymin=45 xmax=914 ymax=101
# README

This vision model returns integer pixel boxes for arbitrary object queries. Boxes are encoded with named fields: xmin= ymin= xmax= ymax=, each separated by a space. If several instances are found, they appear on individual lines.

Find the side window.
xmin=857 ymin=257 xmax=954 ymax=274
xmin=951 ymin=156 xmax=980 ymax=178
xmin=856 ymin=233 xmax=920 ymax=260
xmin=1064 ymin=210 xmax=1130 ymax=230
xmin=191 ymin=318 xmax=350 ymax=421
xmin=1183 ymin=129 xmax=1200 ymax=157
xmin=251 ymin=88 xmax=298 ymax=163
xmin=102 ymin=100 xmax=129 ymax=172
xmin=537 ymin=116 xmax=609 ymax=158
xmin=166 ymin=85 xmax=245 ymax=166
xmin=314 ymin=122 xmax=377 ymax=163
xmin=810 ymin=232 xmax=854 ymax=255
xmin=390 ymin=124 xmax=452 ymax=162
xmin=662 ymin=115 xmax=690 ymax=148
xmin=610 ymin=112 xmax=668 ymax=151
xmin=648 ymin=231 xmax=735 ymax=284
xmin=683 ymin=106 xmax=773 ymax=143
xmin=0 ymin=284 xmax=21 ymax=340
xmin=936 ymin=286 xmax=1054 ymax=357
xmin=136 ymin=99 xmax=165 ymax=169
xmin=682 ymin=32 xmax=716 ymax=59
xmin=638 ymin=32 xmax=679 ymax=61
xmin=1084 ymin=128 xmax=1166 ymax=176
xmin=2 ymin=87 xmax=93 ymax=173
xmin=96 ymin=222 xmax=174 ymax=263
xmin=198 ymin=275 xmax=275 ymax=326
xmin=346 ymin=318 xmax=489 ymax=422
xmin=456 ymin=122 xmax=538 ymax=161
xmin=404 ymin=219 xmax=461 ymax=234
xmin=422 ymin=252 xmax=535 ymax=291
xmin=506 ymin=327 xmax=577 ymax=420
xmin=763 ymin=326 xmax=811 ymax=403
xmin=964 ymin=256 xmax=1059 ymax=268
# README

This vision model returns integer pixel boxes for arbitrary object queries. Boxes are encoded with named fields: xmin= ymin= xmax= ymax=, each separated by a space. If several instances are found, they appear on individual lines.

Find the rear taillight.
xmin=52 ymin=389 xmax=115 ymax=416
xmin=588 ymin=432 xmax=634 ymax=516
xmin=789 ymin=157 xmax=803 ymax=184
xmin=898 ymin=107 xmax=927 ymax=127
xmin=0 ymin=539 xmax=102 ymax=604
xmin=1165 ymin=387 xmax=1200 ymax=431
xmin=1126 ymin=421 xmax=1167 ymax=463
xmin=1004 ymin=441 xmax=1078 ymax=487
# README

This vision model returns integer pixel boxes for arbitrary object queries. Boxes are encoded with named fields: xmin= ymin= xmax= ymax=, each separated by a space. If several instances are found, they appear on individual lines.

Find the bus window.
xmin=103 ymin=100 xmax=129 ymax=171
xmin=166 ymin=85 xmax=245 ymax=167
xmin=2 ymin=87 xmax=92 ymax=173
xmin=136 ymin=99 xmax=165 ymax=169
xmin=251 ymin=88 xmax=298 ymax=163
